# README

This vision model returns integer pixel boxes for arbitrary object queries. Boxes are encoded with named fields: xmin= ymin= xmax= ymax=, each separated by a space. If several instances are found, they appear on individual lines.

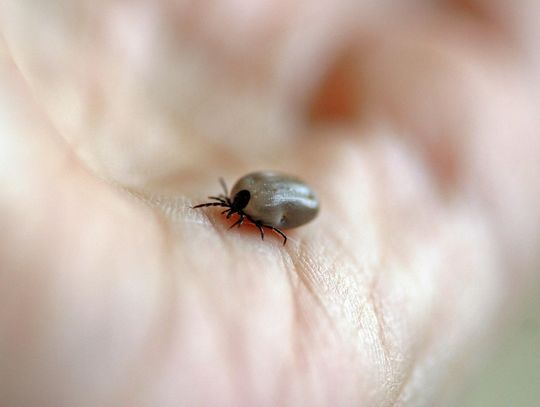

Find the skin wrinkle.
xmin=361 ymin=135 xmax=452 ymax=405
xmin=276 ymin=251 xmax=302 ymax=405
xmin=286 ymin=239 xmax=362 ymax=400
xmin=397 ymin=283 xmax=443 ymax=405
xmin=388 ymin=322 xmax=430 ymax=407
xmin=380 ymin=262 xmax=441 ymax=405
xmin=391 ymin=297 xmax=435 ymax=396
xmin=335 ymin=249 xmax=379 ymax=355
xmin=288 ymin=226 xmax=393 ymax=404
xmin=311 ymin=226 xmax=386 ymax=398
xmin=288 ymin=260 xmax=355 ymax=405
xmin=293 ymin=241 xmax=367 ymax=376
xmin=310 ymin=217 xmax=378 ymax=320
xmin=279 ymin=243 xmax=336 ymax=405
xmin=368 ymin=276 xmax=397 ymax=402
xmin=393 ymin=300 xmax=446 ymax=406
xmin=390 ymin=213 xmax=496 ymax=406
xmin=377 ymin=299 xmax=416 ymax=407
xmin=289 ymin=245 xmax=335 ymax=332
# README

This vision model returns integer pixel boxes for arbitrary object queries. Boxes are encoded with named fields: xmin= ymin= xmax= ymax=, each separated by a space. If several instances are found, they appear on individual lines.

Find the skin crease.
xmin=0 ymin=1 xmax=540 ymax=406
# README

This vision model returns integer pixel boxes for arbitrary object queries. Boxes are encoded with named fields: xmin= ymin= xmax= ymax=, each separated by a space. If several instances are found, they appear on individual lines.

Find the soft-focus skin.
xmin=0 ymin=1 xmax=540 ymax=406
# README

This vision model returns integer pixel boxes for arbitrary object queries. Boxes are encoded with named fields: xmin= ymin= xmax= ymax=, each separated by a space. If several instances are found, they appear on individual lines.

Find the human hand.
xmin=1 ymin=1 xmax=539 ymax=406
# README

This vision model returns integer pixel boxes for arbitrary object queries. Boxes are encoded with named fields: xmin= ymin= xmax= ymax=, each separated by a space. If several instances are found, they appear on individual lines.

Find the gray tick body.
xmin=192 ymin=171 xmax=319 ymax=245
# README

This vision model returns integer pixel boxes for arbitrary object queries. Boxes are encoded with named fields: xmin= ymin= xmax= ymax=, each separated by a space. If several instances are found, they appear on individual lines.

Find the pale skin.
xmin=1 ymin=1 xmax=540 ymax=406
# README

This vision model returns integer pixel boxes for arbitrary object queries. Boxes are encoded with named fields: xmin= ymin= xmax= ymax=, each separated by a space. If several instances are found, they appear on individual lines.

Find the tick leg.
xmin=219 ymin=177 xmax=229 ymax=197
xmin=229 ymin=214 xmax=245 ymax=229
xmin=226 ymin=209 xmax=237 ymax=219
xmin=220 ymin=208 xmax=236 ymax=218
xmin=237 ymin=214 xmax=245 ymax=227
xmin=211 ymin=194 xmax=230 ymax=203
xmin=192 ymin=202 xmax=228 ymax=209
xmin=268 ymin=226 xmax=288 ymax=245
xmin=244 ymin=215 xmax=267 ymax=241
xmin=255 ymin=222 xmax=265 ymax=240
xmin=208 ymin=196 xmax=226 ymax=203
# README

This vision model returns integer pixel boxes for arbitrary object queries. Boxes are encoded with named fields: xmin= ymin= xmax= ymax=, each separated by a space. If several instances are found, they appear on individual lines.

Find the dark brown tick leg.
xmin=244 ymin=215 xmax=273 ymax=243
xmin=192 ymin=202 xmax=228 ymax=209
xmin=237 ymin=214 xmax=245 ymax=228
xmin=208 ymin=196 xmax=227 ymax=203
xmin=229 ymin=214 xmax=245 ymax=229
xmin=219 ymin=177 xmax=229 ymax=197
xmin=266 ymin=226 xmax=288 ymax=245
xmin=254 ymin=221 xmax=265 ymax=240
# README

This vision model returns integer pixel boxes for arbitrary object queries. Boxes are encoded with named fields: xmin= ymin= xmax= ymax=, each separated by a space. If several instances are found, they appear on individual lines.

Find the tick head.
xmin=231 ymin=189 xmax=250 ymax=212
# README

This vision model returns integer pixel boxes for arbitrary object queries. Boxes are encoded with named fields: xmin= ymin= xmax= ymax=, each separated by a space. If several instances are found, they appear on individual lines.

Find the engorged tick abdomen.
xmin=230 ymin=171 xmax=319 ymax=228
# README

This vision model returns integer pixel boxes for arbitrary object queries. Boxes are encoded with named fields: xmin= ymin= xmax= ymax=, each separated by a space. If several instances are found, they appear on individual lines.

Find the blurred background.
xmin=459 ymin=289 xmax=540 ymax=406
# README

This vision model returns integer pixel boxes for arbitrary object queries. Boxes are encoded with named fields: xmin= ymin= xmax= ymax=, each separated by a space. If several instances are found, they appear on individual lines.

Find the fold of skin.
xmin=0 ymin=1 xmax=539 ymax=406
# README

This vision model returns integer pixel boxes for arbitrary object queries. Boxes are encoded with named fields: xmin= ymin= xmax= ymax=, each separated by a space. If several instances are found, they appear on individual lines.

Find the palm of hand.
xmin=1 ymin=1 xmax=540 ymax=406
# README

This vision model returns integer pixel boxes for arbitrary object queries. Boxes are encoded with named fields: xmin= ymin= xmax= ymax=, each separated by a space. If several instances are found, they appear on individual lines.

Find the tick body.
xmin=192 ymin=171 xmax=319 ymax=245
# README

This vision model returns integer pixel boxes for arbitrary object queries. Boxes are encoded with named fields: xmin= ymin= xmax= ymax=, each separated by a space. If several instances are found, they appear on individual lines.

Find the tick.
xmin=192 ymin=171 xmax=319 ymax=245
